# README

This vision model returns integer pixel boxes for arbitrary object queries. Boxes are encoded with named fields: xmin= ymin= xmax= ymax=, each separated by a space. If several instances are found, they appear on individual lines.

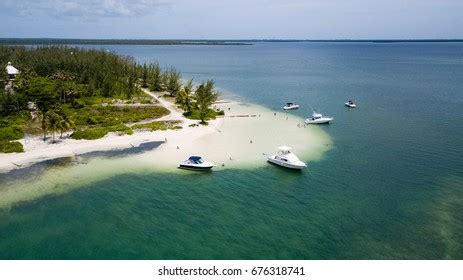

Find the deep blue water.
xmin=0 ymin=42 xmax=462 ymax=259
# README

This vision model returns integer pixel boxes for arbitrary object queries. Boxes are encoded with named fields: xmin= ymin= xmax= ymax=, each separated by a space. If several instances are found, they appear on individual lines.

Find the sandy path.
xmin=0 ymin=90 xmax=217 ymax=173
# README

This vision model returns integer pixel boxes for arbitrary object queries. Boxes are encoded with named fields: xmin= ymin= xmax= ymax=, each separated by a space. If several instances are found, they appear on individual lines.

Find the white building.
xmin=6 ymin=62 xmax=20 ymax=79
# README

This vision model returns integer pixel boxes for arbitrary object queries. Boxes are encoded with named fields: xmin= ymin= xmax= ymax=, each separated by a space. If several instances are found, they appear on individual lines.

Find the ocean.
xmin=0 ymin=42 xmax=462 ymax=259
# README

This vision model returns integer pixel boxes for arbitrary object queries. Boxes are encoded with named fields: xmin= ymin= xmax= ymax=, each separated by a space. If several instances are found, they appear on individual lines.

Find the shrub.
xmin=132 ymin=120 xmax=182 ymax=131
xmin=183 ymin=108 xmax=218 ymax=121
xmin=0 ymin=141 xmax=24 ymax=153
xmin=0 ymin=125 xmax=24 ymax=141
xmin=71 ymin=124 xmax=133 ymax=140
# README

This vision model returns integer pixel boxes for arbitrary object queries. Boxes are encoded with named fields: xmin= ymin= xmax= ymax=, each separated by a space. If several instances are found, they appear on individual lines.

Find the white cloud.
xmin=1 ymin=0 xmax=164 ymax=17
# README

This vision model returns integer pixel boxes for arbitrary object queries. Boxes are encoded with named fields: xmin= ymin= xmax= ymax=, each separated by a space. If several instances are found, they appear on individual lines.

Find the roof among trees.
xmin=6 ymin=62 xmax=19 ymax=75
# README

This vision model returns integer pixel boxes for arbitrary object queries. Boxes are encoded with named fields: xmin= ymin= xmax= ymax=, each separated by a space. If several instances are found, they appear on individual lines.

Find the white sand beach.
xmin=0 ymin=93 xmax=332 ymax=208
xmin=0 ymin=90 xmax=331 ymax=173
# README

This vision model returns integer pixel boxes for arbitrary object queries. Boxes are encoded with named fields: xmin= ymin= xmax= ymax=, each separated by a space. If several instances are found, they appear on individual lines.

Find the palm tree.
xmin=45 ymin=110 xmax=63 ymax=143
xmin=40 ymin=110 xmax=48 ymax=141
xmin=176 ymin=79 xmax=194 ymax=112
xmin=58 ymin=114 xmax=75 ymax=138
xmin=195 ymin=80 xmax=218 ymax=124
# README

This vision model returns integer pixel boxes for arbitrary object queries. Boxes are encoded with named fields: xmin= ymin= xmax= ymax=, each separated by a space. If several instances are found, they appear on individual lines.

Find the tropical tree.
xmin=149 ymin=62 xmax=164 ymax=92
xmin=141 ymin=63 xmax=149 ymax=88
xmin=166 ymin=67 xmax=182 ymax=97
xmin=40 ymin=110 xmax=48 ymax=141
xmin=44 ymin=109 xmax=63 ymax=143
xmin=58 ymin=114 xmax=75 ymax=138
xmin=176 ymin=79 xmax=194 ymax=112
xmin=126 ymin=72 xmax=137 ymax=99
xmin=195 ymin=80 xmax=218 ymax=124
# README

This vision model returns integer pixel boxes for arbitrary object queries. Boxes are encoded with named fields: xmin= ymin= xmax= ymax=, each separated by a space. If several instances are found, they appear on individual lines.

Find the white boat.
xmin=267 ymin=146 xmax=307 ymax=170
xmin=345 ymin=100 xmax=357 ymax=108
xmin=305 ymin=112 xmax=333 ymax=124
xmin=178 ymin=156 xmax=214 ymax=171
xmin=283 ymin=102 xmax=299 ymax=110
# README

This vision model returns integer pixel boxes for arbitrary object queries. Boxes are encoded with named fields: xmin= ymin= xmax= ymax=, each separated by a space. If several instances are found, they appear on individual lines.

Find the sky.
xmin=1 ymin=0 xmax=462 ymax=39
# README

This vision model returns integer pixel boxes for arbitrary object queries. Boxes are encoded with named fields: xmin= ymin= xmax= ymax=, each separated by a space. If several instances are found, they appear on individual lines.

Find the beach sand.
xmin=0 ymin=95 xmax=331 ymax=208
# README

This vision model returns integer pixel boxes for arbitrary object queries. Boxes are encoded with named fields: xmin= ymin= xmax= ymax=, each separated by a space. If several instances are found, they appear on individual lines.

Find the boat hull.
xmin=283 ymin=105 xmax=299 ymax=110
xmin=178 ymin=164 xmax=213 ymax=171
xmin=345 ymin=103 xmax=356 ymax=108
xmin=267 ymin=157 xmax=306 ymax=170
xmin=305 ymin=118 xmax=333 ymax=124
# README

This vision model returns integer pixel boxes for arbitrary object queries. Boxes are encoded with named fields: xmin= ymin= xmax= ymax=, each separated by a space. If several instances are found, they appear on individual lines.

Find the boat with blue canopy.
xmin=178 ymin=156 xmax=214 ymax=171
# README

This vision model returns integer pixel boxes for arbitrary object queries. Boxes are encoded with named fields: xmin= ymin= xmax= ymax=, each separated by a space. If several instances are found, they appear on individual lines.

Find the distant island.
xmin=1 ymin=38 xmax=462 ymax=46
xmin=0 ymin=39 xmax=252 ymax=46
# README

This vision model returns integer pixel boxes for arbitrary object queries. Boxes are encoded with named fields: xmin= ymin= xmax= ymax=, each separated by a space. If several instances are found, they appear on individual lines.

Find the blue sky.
xmin=1 ymin=0 xmax=462 ymax=39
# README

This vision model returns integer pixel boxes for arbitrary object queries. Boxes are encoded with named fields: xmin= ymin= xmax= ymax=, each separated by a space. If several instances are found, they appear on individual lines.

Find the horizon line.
xmin=1 ymin=38 xmax=463 ymax=41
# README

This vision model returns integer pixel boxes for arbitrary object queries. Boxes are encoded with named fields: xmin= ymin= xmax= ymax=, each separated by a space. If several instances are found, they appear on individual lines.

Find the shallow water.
xmin=0 ymin=42 xmax=462 ymax=259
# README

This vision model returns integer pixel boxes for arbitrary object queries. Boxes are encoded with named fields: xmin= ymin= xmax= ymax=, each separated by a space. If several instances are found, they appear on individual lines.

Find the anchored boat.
xmin=345 ymin=100 xmax=357 ymax=108
xmin=283 ymin=102 xmax=300 ymax=110
xmin=305 ymin=112 xmax=333 ymax=124
xmin=267 ymin=146 xmax=307 ymax=170
xmin=178 ymin=156 xmax=214 ymax=171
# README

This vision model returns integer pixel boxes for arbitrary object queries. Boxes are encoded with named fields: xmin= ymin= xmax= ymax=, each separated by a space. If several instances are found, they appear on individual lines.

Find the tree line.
xmin=0 ymin=45 xmax=220 ymax=147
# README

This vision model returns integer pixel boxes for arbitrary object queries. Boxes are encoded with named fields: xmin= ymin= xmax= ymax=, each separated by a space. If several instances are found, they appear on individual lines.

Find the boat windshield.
xmin=188 ymin=156 xmax=204 ymax=163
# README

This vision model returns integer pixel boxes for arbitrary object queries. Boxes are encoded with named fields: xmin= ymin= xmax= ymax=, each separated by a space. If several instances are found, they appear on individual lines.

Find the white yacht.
xmin=178 ymin=156 xmax=214 ymax=171
xmin=283 ymin=102 xmax=300 ymax=110
xmin=305 ymin=112 xmax=333 ymax=124
xmin=345 ymin=100 xmax=357 ymax=108
xmin=267 ymin=146 xmax=307 ymax=170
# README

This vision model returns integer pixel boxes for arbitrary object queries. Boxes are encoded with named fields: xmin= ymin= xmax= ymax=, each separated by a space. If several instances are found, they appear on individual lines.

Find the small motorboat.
xmin=178 ymin=156 xmax=214 ymax=171
xmin=305 ymin=112 xmax=333 ymax=124
xmin=283 ymin=102 xmax=300 ymax=110
xmin=345 ymin=100 xmax=357 ymax=108
xmin=267 ymin=146 xmax=307 ymax=170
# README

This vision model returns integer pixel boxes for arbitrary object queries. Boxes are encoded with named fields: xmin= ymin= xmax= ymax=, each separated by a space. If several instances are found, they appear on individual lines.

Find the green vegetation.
xmin=0 ymin=112 xmax=28 ymax=153
xmin=71 ymin=124 xmax=133 ymax=140
xmin=0 ymin=141 xmax=24 ymax=153
xmin=0 ymin=45 xmax=219 ymax=154
xmin=132 ymin=121 xmax=182 ymax=131
xmin=0 ymin=112 xmax=29 ymax=141
xmin=64 ymin=105 xmax=169 ymax=127
xmin=183 ymin=109 xmax=222 ymax=121
xmin=177 ymin=80 xmax=222 ymax=124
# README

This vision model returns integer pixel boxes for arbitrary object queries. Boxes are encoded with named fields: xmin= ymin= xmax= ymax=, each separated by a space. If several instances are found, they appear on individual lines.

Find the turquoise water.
xmin=1 ymin=43 xmax=462 ymax=259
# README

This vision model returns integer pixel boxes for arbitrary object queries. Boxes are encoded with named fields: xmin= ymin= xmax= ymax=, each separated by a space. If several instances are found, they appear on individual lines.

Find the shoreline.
xmin=0 ymin=90 xmax=331 ymax=174
xmin=0 ymin=89 xmax=221 ymax=173
xmin=0 ymin=90 xmax=332 ymax=208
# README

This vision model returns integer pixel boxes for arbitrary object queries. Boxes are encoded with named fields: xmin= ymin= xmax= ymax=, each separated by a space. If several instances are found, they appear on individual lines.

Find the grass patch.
xmin=71 ymin=124 xmax=133 ymax=140
xmin=80 ymin=92 xmax=154 ymax=106
xmin=132 ymin=120 xmax=182 ymax=131
xmin=65 ymin=105 xmax=169 ymax=127
xmin=0 ymin=141 xmax=24 ymax=153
